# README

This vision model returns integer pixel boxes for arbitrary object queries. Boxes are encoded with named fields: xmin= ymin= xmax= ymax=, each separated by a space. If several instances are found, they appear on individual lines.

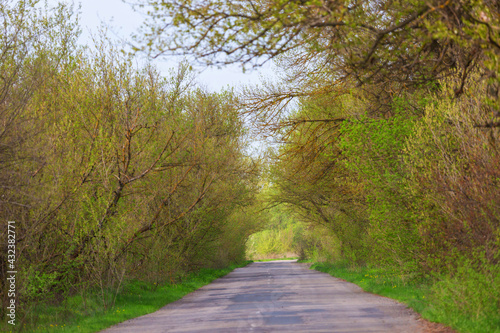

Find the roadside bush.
xmin=404 ymin=77 xmax=500 ymax=270
xmin=429 ymin=251 xmax=500 ymax=331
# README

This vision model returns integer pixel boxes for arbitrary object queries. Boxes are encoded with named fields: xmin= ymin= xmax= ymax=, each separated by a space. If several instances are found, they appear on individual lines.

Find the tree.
xmin=0 ymin=7 xmax=261 ymax=318
xmin=134 ymin=0 xmax=499 ymax=101
xmin=0 ymin=0 xmax=78 ymax=317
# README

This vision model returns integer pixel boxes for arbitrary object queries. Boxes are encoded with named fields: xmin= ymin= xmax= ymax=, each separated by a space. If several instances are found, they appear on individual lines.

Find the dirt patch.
xmin=419 ymin=318 xmax=456 ymax=333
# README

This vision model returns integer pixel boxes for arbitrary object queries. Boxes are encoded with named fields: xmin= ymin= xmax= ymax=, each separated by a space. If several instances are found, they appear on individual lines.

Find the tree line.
xmin=0 ymin=0 xmax=262 ymax=322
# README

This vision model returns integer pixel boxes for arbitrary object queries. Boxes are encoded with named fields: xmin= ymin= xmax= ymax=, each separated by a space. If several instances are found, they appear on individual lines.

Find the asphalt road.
xmin=102 ymin=260 xmax=424 ymax=332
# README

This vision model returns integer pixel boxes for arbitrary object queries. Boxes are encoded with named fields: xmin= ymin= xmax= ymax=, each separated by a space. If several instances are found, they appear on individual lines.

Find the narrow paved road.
xmin=102 ymin=260 xmax=424 ymax=332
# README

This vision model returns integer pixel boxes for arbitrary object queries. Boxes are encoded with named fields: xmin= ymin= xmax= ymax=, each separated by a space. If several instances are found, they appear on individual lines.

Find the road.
xmin=102 ymin=260 xmax=425 ymax=332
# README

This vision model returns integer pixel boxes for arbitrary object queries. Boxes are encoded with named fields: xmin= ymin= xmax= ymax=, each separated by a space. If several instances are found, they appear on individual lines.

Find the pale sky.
xmin=62 ymin=0 xmax=271 ymax=91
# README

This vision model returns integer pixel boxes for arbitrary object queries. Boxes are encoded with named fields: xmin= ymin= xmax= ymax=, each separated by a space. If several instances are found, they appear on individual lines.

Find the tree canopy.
xmin=136 ymin=0 xmax=499 ymax=92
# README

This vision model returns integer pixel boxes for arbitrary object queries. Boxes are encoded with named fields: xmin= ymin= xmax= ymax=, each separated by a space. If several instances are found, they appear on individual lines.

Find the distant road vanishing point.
xmin=102 ymin=260 xmax=425 ymax=332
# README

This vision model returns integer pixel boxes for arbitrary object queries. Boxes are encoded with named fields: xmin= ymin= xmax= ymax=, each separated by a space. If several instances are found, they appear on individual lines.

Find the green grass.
xmin=311 ymin=262 xmax=500 ymax=333
xmin=7 ymin=261 xmax=251 ymax=333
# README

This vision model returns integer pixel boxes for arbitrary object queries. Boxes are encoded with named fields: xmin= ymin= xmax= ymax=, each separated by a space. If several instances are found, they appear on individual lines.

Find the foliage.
xmin=135 ymin=0 xmax=500 ymax=82
xmin=135 ymin=0 xmax=500 ymax=132
xmin=263 ymin=72 xmax=500 ymax=330
xmin=0 ymin=1 xmax=262 ymax=327
xmin=338 ymin=98 xmax=423 ymax=272
xmin=246 ymin=207 xmax=301 ymax=259
xmin=429 ymin=252 xmax=500 ymax=331
xmin=404 ymin=78 xmax=500 ymax=269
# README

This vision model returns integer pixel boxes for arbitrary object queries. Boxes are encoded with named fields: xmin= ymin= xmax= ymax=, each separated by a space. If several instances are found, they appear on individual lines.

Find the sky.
xmin=67 ymin=0 xmax=270 ymax=91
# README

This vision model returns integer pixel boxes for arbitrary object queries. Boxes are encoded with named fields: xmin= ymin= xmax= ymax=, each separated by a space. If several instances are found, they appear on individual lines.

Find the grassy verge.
xmin=311 ymin=262 xmax=499 ymax=333
xmin=8 ymin=261 xmax=251 ymax=333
